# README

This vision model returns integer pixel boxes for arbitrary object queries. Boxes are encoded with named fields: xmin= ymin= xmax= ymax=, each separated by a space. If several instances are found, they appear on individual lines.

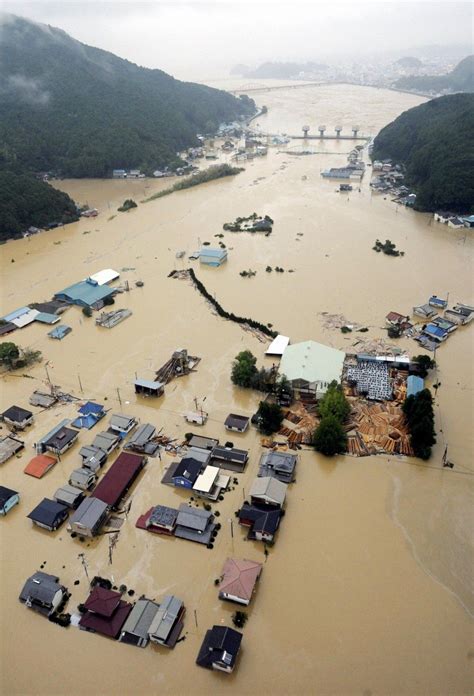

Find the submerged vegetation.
xmin=255 ymin=401 xmax=284 ymax=435
xmin=172 ymin=269 xmax=277 ymax=338
xmin=118 ymin=199 xmax=137 ymax=212
xmin=143 ymin=165 xmax=244 ymax=202
xmin=373 ymin=239 xmax=404 ymax=256
xmin=0 ymin=342 xmax=42 ymax=370
xmin=223 ymin=213 xmax=273 ymax=233
xmin=231 ymin=351 xmax=291 ymax=400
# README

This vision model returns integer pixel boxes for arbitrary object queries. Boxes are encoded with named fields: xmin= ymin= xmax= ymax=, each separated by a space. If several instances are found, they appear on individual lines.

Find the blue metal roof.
xmin=200 ymin=248 xmax=227 ymax=258
xmin=54 ymin=279 xmax=115 ymax=307
xmin=424 ymin=323 xmax=447 ymax=339
xmin=35 ymin=312 xmax=60 ymax=325
xmin=78 ymin=401 xmax=104 ymax=416
xmin=407 ymin=375 xmax=424 ymax=398
xmin=48 ymin=325 xmax=72 ymax=340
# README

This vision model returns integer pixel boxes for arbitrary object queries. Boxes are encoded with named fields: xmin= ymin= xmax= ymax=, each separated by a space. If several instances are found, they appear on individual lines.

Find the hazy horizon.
xmin=1 ymin=1 xmax=472 ymax=81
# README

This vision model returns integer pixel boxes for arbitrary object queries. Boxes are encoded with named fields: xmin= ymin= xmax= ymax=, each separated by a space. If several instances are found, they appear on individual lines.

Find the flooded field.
xmin=1 ymin=84 xmax=473 ymax=696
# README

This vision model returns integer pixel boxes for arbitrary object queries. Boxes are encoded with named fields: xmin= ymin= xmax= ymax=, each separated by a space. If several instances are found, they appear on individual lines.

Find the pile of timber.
xmin=347 ymin=400 xmax=413 ymax=456
xmin=155 ymin=350 xmax=201 ymax=384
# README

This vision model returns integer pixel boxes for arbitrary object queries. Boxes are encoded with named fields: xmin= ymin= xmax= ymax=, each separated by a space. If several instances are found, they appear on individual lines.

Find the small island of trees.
xmin=312 ymin=381 xmax=350 ymax=456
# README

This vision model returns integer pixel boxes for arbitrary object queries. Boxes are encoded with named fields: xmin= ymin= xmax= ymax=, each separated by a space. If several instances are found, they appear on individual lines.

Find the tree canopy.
xmin=231 ymin=350 xmax=258 ymax=388
xmin=0 ymin=342 xmax=20 ymax=367
xmin=312 ymin=415 xmax=348 ymax=456
xmin=255 ymin=401 xmax=284 ymax=435
xmin=372 ymin=94 xmax=474 ymax=213
xmin=318 ymin=380 xmax=351 ymax=422
xmin=402 ymin=388 xmax=436 ymax=459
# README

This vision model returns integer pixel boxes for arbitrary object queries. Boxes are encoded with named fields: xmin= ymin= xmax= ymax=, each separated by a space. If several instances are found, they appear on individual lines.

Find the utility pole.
xmin=78 ymin=553 xmax=90 ymax=583
xmin=116 ymin=388 xmax=122 ymax=407
xmin=194 ymin=609 xmax=198 ymax=629
xmin=78 ymin=374 xmax=83 ymax=393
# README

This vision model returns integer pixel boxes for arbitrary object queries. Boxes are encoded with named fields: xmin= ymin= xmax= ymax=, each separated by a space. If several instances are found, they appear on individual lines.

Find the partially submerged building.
xmin=1 ymin=405 xmax=34 ymax=430
xmin=19 ymin=571 xmax=68 ymax=617
xmin=0 ymin=486 xmax=20 ymax=516
xmin=279 ymin=340 xmax=345 ymax=398
xmin=72 ymin=402 xmax=105 ymax=430
xmin=145 ymin=505 xmax=179 ymax=535
xmin=147 ymin=595 xmax=185 ymax=648
xmin=79 ymin=586 xmax=132 ymax=639
xmin=134 ymin=379 xmax=165 ymax=397
xmin=68 ymin=497 xmax=109 ymax=537
xmin=54 ymin=278 xmax=116 ymax=309
xmin=218 ymin=558 xmax=263 ymax=606
xmin=109 ymin=414 xmax=137 ymax=437
xmin=174 ymin=504 xmax=215 ymax=544
xmin=199 ymin=248 xmax=228 ymax=267
xmin=91 ymin=431 xmax=121 ymax=455
xmin=93 ymin=452 xmax=146 ymax=509
xmin=24 ymin=454 xmax=57 ymax=478
xmin=53 ymin=484 xmax=85 ymax=510
xmin=0 ymin=434 xmax=24 ymax=464
xmin=258 ymin=451 xmax=297 ymax=483
xmin=36 ymin=420 xmax=79 ymax=455
xmin=250 ymin=476 xmax=287 ymax=508
xmin=124 ymin=423 xmax=157 ymax=455
xmin=238 ymin=503 xmax=283 ymax=543
xmin=27 ymin=498 xmax=69 ymax=531
xmin=224 ymin=413 xmax=250 ymax=433
xmin=211 ymin=445 xmax=249 ymax=473
xmin=119 ymin=599 xmax=160 ymax=648
xmin=196 ymin=626 xmax=243 ymax=673
xmin=171 ymin=457 xmax=202 ymax=489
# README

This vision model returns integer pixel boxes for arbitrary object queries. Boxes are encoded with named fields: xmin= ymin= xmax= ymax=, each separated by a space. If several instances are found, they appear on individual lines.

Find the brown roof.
xmin=93 ymin=452 xmax=145 ymax=508
xmin=79 ymin=600 xmax=132 ymax=638
xmin=83 ymin=586 xmax=122 ymax=617
xmin=386 ymin=311 xmax=405 ymax=323
xmin=24 ymin=454 xmax=57 ymax=478
xmin=219 ymin=558 xmax=263 ymax=602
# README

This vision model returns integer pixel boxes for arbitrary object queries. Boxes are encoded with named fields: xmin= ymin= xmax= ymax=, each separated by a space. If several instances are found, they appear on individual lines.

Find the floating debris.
xmin=95 ymin=309 xmax=132 ymax=329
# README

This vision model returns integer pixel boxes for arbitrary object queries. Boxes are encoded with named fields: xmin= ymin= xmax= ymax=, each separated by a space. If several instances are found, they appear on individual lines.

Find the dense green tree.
xmin=412 ymin=355 xmax=436 ymax=378
xmin=255 ymin=401 xmax=284 ymax=435
xmin=0 ymin=342 xmax=20 ymax=367
xmin=318 ymin=380 xmax=351 ymax=422
xmin=402 ymin=389 xmax=436 ymax=459
xmin=231 ymin=351 xmax=258 ymax=388
xmin=312 ymin=415 xmax=348 ymax=456
xmin=373 ymin=94 xmax=474 ymax=213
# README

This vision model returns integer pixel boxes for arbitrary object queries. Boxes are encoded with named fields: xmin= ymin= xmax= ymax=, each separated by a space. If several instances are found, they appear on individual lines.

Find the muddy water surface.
xmin=1 ymin=84 xmax=473 ymax=696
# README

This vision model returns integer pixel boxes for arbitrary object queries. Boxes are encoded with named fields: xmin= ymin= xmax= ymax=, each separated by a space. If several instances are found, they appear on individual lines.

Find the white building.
xmin=279 ymin=340 xmax=345 ymax=398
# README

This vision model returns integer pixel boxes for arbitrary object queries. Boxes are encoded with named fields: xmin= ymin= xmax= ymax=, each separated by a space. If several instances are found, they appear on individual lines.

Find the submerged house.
xmin=147 ymin=595 xmax=186 ymax=648
xmin=196 ymin=626 xmax=243 ymax=673
xmin=1 ymin=405 xmax=34 ymax=430
xmin=0 ymin=434 xmax=25 ymax=464
xmin=218 ymin=558 xmax=263 ymax=606
xmin=199 ymin=248 xmax=227 ymax=267
xmin=0 ymin=486 xmax=20 ymax=516
xmin=144 ymin=505 xmax=179 ymax=535
xmin=79 ymin=444 xmax=108 ymax=472
xmin=19 ymin=571 xmax=68 ymax=617
xmin=53 ymin=484 xmax=85 ymax=510
xmin=224 ymin=413 xmax=250 ymax=433
xmin=134 ymin=379 xmax=164 ymax=397
xmin=24 ymin=454 xmax=57 ymax=479
xmin=171 ymin=457 xmax=202 ymax=489
xmin=91 ymin=431 xmax=121 ymax=455
xmin=124 ymin=423 xmax=157 ymax=454
xmin=93 ymin=452 xmax=146 ymax=510
xmin=413 ymin=304 xmax=437 ymax=320
xmin=211 ymin=445 xmax=249 ymax=473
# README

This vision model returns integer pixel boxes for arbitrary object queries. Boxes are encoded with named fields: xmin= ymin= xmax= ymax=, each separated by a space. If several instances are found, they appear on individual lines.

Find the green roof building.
xmin=279 ymin=340 xmax=345 ymax=398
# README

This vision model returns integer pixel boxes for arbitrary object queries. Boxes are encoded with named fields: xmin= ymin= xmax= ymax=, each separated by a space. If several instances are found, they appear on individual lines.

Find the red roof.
xmin=79 ymin=600 xmax=132 ymax=638
xmin=24 ymin=454 xmax=57 ymax=478
xmin=219 ymin=558 xmax=263 ymax=602
xmin=386 ymin=311 xmax=405 ymax=323
xmin=83 ymin=586 xmax=122 ymax=617
xmin=93 ymin=452 xmax=145 ymax=508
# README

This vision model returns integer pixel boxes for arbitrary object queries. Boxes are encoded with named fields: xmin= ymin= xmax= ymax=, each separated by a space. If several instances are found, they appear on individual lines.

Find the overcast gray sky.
xmin=1 ymin=1 xmax=472 ymax=79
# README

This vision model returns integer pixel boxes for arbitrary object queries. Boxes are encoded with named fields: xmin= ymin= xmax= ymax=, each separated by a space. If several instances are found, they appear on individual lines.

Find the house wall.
xmin=172 ymin=477 xmax=194 ymax=489
xmin=220 ymin=592 xmax=249 ymax=606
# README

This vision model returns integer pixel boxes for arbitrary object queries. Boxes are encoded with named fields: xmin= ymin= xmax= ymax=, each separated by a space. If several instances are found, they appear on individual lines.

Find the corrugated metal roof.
xmin=120 ymin=599 xmax=159 ymax=639
xmin=250 ymin=476 xmax=287 ymax=505
xmin=148 ymin=595 xmax=183 ymax=642
xmin=279 ymin=340 xmax=345 ymax=386
xmin=265 ymin=334 xmax=290 ymax=356
xmin=87 ymin=269 xmax=120 ymax=286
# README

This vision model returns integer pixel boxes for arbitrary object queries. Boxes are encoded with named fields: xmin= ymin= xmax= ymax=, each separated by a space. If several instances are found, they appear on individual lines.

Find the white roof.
xmin=279 ymin=340 xmax=345 ymax=386
xmin=88 ymin=269 xmax=120 ymax=286
xmin=250 ymin=476 xmax=287 ymax=505
xmin=193 ymin=465 xmax=220 ymax=493
xmin=11 ymin=309 xmax=40 ymax=328
xmin=265 ymin=334 xmax=290 ymax=356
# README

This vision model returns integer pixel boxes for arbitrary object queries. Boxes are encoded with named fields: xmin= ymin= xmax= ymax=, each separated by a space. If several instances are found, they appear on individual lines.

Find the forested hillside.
xmin=0 ymin=15 xmax=255 ymax=177
xmin=0 ymin=167 xmax=79 ymax=241
xmin=373 ymin=94 xmax=474 ymax=213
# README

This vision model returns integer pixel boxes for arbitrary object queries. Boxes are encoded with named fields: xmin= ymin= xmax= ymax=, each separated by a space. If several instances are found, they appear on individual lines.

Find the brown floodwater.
xmin=0 ymin=83 xmax=473 ymax=696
